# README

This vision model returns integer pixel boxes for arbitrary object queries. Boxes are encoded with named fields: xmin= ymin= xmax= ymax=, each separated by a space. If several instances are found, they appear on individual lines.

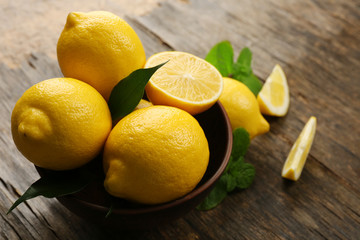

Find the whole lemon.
xmin=57 ymin=11 xmax=146 ymax=100
xmin=219 ymin=77 xmax=270 ymax=139
xmin=103 ymin=106 xmax=209 ymax=204
xmin=11 ymin=78 xmax=112 ymax=170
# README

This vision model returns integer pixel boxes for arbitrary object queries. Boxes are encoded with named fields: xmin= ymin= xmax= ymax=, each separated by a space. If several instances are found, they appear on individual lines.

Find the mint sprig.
xmin=197 ymin=128 xmax=255 ymax=210
xmin=205 ymin=41 xmax=262 ymax=96
xmin=205 ymin=41 xmax=234 ymax=77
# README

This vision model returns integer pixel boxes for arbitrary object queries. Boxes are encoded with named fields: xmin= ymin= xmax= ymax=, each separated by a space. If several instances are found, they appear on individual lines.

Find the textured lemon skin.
xmin=103 ymin=106 xmax=209 ymax=204
xmin=219 ymin=77 xmax=270 ymax=139
xmin=11 ymin=78 xmax=112 ymax=170
xmin=57 ymin=11 xmax=146 ymax=100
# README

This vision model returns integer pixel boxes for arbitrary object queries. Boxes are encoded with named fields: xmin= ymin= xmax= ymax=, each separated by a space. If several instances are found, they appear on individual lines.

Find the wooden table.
xmin=1 ymin=0 xmax=359 ymax=239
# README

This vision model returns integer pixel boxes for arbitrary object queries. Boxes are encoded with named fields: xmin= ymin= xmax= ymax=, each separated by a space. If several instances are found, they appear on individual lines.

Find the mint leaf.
xmin=222 ymin=173 xmax=237 ymax=192
xmin=236 ymin=47 xmax=252 ymax=75
xmin=7 ymin=169 xmax=93 ymax=214
xmin=241 ymin=73 xmax=263 ymax=96
xmin=205 ymin=41 xmax=234 ymax=77
xmin=231 ymin=128 xmax=250 ymax=160
xmin=235 ymin=162 xmax=255 ymax=189
xmin=197 ymin=175 xmax=228 ymax=210
xmin=198 ymin=128 xmax=255 ymax=211
xmin=232 ymin=47 xmax=262 ymax=96
xmin=108 ymin=62 xmax=167 ymax=121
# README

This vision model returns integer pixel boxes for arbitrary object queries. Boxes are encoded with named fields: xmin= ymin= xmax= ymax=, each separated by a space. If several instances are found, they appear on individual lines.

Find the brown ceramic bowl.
xmin=36 ymin=101 xmax=232 ymax=230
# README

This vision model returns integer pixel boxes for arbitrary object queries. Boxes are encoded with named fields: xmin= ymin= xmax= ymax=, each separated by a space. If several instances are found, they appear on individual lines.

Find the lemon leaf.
xmin=7 ymin=170 xmax=93 ymax=214
xmin=108 ymin=62 xmax=167 ymax=121
xmin=105 ymin=202 xmax=114 ymax=218
xmin=205 ymin=40 xmax=234 ymax=77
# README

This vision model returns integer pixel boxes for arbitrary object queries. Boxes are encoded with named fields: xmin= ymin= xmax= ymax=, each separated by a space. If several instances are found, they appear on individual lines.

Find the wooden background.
xmin=1 ymin=0 xmax=359 ymax=239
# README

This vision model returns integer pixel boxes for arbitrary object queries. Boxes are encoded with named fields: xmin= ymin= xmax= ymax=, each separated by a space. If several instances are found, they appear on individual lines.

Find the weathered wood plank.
xmin=1 ymin=0 xmax=359 ymax=239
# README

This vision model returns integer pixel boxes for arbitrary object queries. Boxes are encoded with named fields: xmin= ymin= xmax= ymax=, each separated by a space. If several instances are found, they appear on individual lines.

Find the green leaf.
xmin=231 ymin=128 xmax=250 ymax=160
xmin=7 ymin=170 xmax=93 ymax=214
xmin=242 ymin=73 xmax=263 ymax=96
xmin=205 ymin=41 xmax=234 ymax=77
xmin=198 ymin=129 xmax=255 ymax=210
xmin=105 ymin=202 xmax=114 ymax=218
xmin=197 ymin=175 xmax=228 ymax=210
xmin=236 ymin=47 xmax=252 ymax=75
xmin=232 ymin=47 xmax=263 ymax=96
xmin=222 ymin=173 xmax=237 ymax=192
xmin=224 ymin=155 xmax=233 ymax=173
xmin=228 ymin=156 xmax=245 ymax=176
xmin=108 ymin=62 xmax=167 ymax=121
xmin=235 ymin=162 xmax=255 ymax=189
xmin=227 ymin=157 xmax=255 ymax=190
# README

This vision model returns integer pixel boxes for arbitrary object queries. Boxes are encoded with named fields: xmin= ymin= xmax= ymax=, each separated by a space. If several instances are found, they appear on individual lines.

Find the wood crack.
xmin=37 ymin=211 xmax=61 ymax=240
xmin=319 ymin=201 xmax=342 ymax=221
xmin=1 ymin=214 xmax=24 ymax=240
xmin=127 ymin=15 xmax=175 ymax=51
xmin=183 ymin=217 xmax=214 ymax=239
xmin=346 ymin=205 xmax=360 ymax=224
xmin=311 ymin=153 xmax=360 ymax=196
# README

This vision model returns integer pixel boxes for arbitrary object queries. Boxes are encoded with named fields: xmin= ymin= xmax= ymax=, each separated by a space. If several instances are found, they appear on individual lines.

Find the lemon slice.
xmin=282 ymin=116 xmax=317 ymax=181
xmin=144 ymin=51 xmax=223 ymax=115
xmin=257 ymin=64 xmax=290 ymax=116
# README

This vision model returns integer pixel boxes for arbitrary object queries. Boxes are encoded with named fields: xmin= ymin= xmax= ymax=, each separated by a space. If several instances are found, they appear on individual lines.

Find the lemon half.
xmin=144 ymin=51 xmax=223 ymax=115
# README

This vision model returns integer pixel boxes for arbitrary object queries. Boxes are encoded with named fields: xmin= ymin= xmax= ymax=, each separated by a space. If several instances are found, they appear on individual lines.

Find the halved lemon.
xmin=144 ymin=51 xmax=223 ymax=115
xmin=282 ymin=116 xmax=317 ymax=181
xmin=257 ymin=64 xmax=290 ymax=116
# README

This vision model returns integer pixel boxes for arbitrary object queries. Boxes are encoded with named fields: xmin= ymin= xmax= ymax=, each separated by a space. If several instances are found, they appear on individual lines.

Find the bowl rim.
xmin=59 ymin=101 xmax=233 ymax=215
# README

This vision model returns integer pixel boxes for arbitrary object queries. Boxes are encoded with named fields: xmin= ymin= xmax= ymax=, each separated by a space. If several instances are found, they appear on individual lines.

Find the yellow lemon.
xmin=103 ymin=106 xmax=209 ymax=204
xmin=282 ymin=116 xmax=317 ymax=181
xmin=144 ymin=51 xmax=223 ymax=115
xmin=11 ymin=78 xmax=112 ymax=170
xmin=219 ymin=77 xmax=269 ymax=139
xmin=57 ymin=11 xmax=146 ymax=100
xmin=134 ymin=99 xmax=153 ymax=110
xmin=257 ymin=64 xmax=290 ymax=116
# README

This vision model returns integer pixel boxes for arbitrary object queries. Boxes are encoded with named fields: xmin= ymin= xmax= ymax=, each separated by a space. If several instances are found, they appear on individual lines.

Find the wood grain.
xmin=1 ymin=0 xmax=359 ymax=239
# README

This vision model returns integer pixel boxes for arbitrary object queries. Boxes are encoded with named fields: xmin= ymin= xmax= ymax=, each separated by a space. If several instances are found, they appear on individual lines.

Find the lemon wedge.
xmin=257 ymin=64 xmax=290 ymax=116
xmin=144 ymin=51 xmax=223 ymax=115
xmin=282 ymin=116 xmax=317 ymax=181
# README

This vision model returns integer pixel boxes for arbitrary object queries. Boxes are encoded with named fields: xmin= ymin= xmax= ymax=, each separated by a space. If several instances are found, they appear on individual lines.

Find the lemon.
xmin=219 ymin=77 xmax=270 ymax=139
xmin=57 ymin=11 xmax=146 ymax=100
xmin=134 ymin=99 xmax=153 ymax=110
xmin=282 ymin=116 xmax=317 ymax=181
xmin=257 ymin=64 xmax=290 ymax=116
xmin=144 ymin=51 xmax=223 ymax=115
xmin=103 ymin=106 xmax=209 ymax=204
xmin=11 ymin=78 xmax=112 ymax=170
